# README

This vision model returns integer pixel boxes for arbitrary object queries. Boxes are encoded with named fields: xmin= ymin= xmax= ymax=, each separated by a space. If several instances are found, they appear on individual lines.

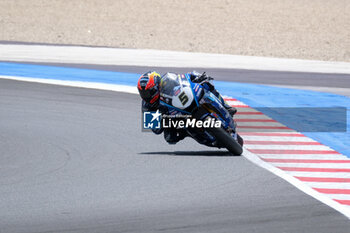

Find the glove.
xmin=191 ymin=72 xmax=213 ymax=83
xmin=200 ymin=72 xmax=213 ymax=81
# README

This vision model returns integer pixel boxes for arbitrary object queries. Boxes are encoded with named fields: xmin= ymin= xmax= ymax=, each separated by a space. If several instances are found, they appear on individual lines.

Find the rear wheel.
xmin=208 ymin=127 xmax=243 ymax=155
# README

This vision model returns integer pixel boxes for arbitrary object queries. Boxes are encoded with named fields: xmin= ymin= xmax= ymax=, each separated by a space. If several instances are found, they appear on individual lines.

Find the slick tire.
xmin=208 ymin=127 xmax=243 ymax=155
xmin=237 ymin=134 xmax=244 ymax=147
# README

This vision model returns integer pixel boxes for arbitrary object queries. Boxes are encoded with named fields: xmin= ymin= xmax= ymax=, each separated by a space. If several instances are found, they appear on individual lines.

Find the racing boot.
xmin=224 ymin=103 xmax=237 ymax=117
xmin=212 ymin=89 xmax=237 ymax=117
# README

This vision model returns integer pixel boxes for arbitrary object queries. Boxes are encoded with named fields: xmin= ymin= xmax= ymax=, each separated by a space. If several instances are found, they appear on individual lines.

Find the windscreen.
xmin=160 ymin=73 xmax=181 ymax=96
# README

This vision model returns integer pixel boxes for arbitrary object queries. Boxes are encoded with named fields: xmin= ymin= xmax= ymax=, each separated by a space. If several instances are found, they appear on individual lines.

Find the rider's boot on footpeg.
xmin=223 ymin=103 xmax=237 ymax=117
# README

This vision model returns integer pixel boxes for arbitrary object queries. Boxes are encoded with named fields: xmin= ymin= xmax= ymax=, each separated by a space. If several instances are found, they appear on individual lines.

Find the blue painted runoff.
xmin=0 ymin=62 xmax=140 ymax=86
xmin=214 ymin=81 xmax=350 ymax=158
xmin=1 ymin=62 xmax=349 ymax=157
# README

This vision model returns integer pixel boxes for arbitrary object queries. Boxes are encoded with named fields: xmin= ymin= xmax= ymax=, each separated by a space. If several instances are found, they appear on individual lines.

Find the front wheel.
xmin=237 ymin=134 xmax=244 ymax=147
xmin=208 ymin=127 xmax=243 ymax=155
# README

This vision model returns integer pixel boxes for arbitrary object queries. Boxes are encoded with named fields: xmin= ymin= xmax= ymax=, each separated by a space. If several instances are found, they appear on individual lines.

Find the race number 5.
xmin=179 ymin=92 xmax=189 ymax=105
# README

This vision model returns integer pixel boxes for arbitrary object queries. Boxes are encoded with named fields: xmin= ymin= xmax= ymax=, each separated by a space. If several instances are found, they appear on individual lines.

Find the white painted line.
xmin=234 ymin=108 xmax=261 ymax=112
xmin=234 ymin=115 xmax=272 ymax=119
xmin=240 ymin=132 xmax=304 ymax=135
xmin=237 ymin=128 xmax=295 ymax=132
xmin=269 ymin=163 xmax=350 ymax=169
xmin=242 ymin=136 xmax=316 ymax=142
xmin=243 ymin=148 xmax=350 ymax=218
xmin=1 ymin=44 xmax=350 ymax=74
xmin=246 ymin=144 xmax=334 ymax=150
xmin=306 ymin=182 xmax=350 ymax=189
xmin=322 ymin=194 xmax=350 ymax=200
xmin=226 ymin=100 xmax=248 ymax=106
xmin=258 ymin=154 xmax=349 ymax=160
xmin=236 ymin=122 xmax=285 ymax=127
xmin=0 ymin=75 xmax=139 ymax=95
xmin=284 ymin=171 xmax=350 ymax=178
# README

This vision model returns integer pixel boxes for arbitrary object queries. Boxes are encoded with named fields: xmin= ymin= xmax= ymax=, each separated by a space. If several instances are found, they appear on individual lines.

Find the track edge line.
xmin=242 ymin=148 xmax=350 ymax=219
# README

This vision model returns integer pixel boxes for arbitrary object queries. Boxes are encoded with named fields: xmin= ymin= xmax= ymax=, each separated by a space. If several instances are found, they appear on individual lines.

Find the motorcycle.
xmin=158 ymin=72 xmax=243 ymax=155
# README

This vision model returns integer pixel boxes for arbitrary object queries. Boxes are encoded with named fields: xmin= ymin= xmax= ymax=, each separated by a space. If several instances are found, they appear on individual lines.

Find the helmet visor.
xmin=139 ymin=87 xmax=158 ymax=102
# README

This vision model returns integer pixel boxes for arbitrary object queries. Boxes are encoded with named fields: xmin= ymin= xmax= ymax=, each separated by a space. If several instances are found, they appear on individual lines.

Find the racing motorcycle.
xmin=159 ymin=72 xmax=243 ymax=155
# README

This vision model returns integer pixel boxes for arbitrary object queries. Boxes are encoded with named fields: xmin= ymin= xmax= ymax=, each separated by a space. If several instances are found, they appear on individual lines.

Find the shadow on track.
xmin=139 ymin=150 xmax=234 ymax=157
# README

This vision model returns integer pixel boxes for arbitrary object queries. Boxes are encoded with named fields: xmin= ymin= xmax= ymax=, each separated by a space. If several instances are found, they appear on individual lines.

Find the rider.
xmin=137 ymin=71 xmax=237 ymax=144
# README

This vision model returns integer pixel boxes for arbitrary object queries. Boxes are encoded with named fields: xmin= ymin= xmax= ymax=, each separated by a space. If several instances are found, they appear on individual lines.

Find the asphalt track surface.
xmin=1 ymin=78 xmax=350 ymax=233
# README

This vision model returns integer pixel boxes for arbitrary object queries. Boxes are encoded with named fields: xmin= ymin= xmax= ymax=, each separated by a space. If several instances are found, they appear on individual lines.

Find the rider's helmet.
xmin=137 ymin=71 xmax=161 ymax=104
